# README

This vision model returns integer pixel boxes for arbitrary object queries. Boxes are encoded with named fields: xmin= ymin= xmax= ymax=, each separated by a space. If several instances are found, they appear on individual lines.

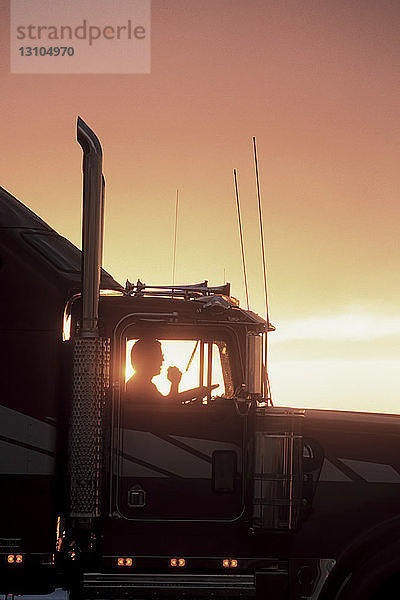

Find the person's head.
xmin=131 ymin=337 xmax=164 ymax=379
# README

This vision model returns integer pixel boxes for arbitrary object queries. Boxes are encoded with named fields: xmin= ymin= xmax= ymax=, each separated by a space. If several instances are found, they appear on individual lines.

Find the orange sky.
xmin=1 ymin=0 xmax=399 ymax=412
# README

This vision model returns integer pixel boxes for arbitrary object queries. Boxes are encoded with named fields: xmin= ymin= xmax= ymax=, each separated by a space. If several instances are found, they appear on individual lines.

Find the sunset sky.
xmin=1 ymin=1 xmax=399 ymax=412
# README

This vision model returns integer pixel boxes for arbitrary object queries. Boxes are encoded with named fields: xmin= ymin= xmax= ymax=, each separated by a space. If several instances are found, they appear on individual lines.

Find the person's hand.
xmin=167 ymin=366 xmax=183 ymax=385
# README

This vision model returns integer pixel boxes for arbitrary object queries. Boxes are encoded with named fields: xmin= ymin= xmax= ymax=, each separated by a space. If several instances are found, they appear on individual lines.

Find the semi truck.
xmin=0 ymin=118 xmax=399 ymax=600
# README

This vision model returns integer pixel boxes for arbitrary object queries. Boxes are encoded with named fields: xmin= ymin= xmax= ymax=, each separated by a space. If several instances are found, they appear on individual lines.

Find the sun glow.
xmin=270 ymin=358 xmax=400 ymax=414
xmin=274 ymin=312 xmax=400 ymax=342
xmin=269 ymin=311 xmax=400 ymax=414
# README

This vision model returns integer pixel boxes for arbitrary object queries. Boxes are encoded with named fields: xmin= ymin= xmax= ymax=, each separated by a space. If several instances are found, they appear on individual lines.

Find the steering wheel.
xmin=179 ymin=384 xmax=219 ymax=404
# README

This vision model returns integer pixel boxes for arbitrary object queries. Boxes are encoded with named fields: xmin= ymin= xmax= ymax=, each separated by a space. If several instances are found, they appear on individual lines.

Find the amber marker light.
xmin=170 ymin=558 xmax=186 ymax=567
xmin=117 ymin=557 xmax=133 ymax=567
xmin=222 ymin=559 xmax=238 ymax=568
xmin=7 ymin=554 xmax=23 ymax=564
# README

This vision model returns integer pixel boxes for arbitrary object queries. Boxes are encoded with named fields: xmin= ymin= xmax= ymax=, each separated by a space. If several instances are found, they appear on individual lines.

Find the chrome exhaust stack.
xmin=77 ymin=116 xmax=104 ymax=337
xmin=69 ymin=118 xmax=110 ymax=521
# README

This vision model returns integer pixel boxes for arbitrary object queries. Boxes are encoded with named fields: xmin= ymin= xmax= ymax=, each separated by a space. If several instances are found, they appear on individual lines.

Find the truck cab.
xmin=64 ymin=283 xmax=305 ymax=600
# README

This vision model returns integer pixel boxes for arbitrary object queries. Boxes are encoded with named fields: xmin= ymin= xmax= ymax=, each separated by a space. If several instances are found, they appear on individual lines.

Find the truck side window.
xmin=124 ymin=337 xmax=232 ymax=406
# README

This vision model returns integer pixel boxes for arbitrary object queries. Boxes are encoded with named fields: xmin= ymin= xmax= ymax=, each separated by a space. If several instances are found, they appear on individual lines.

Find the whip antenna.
xmin=233 ymin=169 xmax=249 ymax=310
xmin=252 ymin=137 xmax=269 ymax=322
xmin=252 ymin=137 xmax=273 ymax=405
xmin=172 ymin=189 xmax=179 ymax=285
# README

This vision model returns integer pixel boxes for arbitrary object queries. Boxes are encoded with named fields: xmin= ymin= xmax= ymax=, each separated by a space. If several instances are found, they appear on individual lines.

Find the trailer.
xmin=0 ymin=118 xmax=399 ymax=600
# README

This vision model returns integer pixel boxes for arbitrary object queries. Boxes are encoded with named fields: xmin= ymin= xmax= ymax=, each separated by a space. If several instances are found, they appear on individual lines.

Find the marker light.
xmin=170 ymin=558 xmax=185 ymax=567
xmin=7 ymin=555 xmax=23 ymax=564
xmin=222 ymin=559 xmax=238 ymax=568
xmin=117 ymin=557 xmax=133 ymax=567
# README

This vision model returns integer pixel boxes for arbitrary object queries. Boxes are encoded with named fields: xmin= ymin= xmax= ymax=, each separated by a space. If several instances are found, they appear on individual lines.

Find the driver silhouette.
xmin=126 ymin=338 xmax=182 ymax=403
xmin=125 ymin=337 xmax=218 ymax=405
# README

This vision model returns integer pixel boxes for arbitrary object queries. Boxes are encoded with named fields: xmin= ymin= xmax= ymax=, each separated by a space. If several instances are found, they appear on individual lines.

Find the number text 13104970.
xmin=18 ymin=46 xmax=74 ymax=56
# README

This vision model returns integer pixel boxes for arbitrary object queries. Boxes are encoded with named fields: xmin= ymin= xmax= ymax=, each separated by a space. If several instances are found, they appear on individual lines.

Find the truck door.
xmin=115 ymin=336 xmax=245 ymax=522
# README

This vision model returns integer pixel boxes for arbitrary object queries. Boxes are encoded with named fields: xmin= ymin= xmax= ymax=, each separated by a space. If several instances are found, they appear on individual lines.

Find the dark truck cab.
xmin=1 ymin=119 xmax=400 ymax=600
xmin=65 ymin=287 xmax=306 ymax=599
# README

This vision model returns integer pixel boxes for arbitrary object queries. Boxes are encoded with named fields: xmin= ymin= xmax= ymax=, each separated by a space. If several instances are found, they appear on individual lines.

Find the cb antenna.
xmin=252 ymin=136 xmax=273 ymax=405
xmin=252 ymin=137 xmax=269 ymax=323
xmin=172 ymin=189 xmax=179 ymax=285
xmin=233 ymin=169 xmax=249 ymax=310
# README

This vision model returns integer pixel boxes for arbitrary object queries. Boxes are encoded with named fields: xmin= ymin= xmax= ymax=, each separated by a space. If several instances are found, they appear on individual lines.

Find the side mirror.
xmin=246 ymin=333 xmax=263 ymax=395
